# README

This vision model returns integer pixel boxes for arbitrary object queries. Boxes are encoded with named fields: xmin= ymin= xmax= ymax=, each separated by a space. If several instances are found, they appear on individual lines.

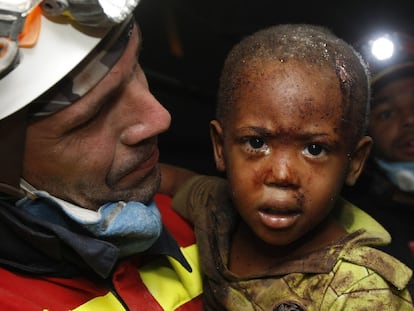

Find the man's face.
xmin=211 ymin=60 xmax=369 ymax=246
xmin=23 ymin=24 xmax=171 ymax=210
xmin=369 ymin=76 xmax=414 ymax=162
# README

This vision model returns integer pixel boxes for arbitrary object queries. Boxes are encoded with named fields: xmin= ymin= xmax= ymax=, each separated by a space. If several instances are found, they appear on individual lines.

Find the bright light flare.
xmin=371 ymin=36 xmax=395 ymax=61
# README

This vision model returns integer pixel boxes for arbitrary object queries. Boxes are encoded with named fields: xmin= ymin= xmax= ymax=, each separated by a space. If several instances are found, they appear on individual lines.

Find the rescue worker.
xmin=0 ymin=0 xmax=202 ymax=309
xmin=342 ymin=31 xmax=414 ymax=295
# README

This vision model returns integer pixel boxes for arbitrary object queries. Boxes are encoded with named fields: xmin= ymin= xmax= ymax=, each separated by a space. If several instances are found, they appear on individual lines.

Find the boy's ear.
xmin=345 ymin=135 xmax=373 ymax=186
xmin=210 ymin=120 xmax=226 ymax=172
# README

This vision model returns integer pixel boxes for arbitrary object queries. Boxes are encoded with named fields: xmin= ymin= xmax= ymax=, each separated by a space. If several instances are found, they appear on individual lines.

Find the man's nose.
xmin=402 ymin=106 xmax=414 ymax=127
xmin=120 ymin=91 xmax=171 ymax=146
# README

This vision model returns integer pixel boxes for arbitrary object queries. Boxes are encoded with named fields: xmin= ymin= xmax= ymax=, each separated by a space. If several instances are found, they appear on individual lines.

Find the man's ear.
xmin=345 ymin=135 xmax=373 ymax=186
xmin=210 ymin=120 xmax=226 ymax=172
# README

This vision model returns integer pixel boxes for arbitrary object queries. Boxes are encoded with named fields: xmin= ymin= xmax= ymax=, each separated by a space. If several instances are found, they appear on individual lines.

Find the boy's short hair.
xmin=217 ymin=24 xmax=370 ymax=145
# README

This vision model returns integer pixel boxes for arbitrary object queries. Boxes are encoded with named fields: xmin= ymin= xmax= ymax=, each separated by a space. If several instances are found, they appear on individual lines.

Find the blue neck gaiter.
xmin=376 ymin=159 xmax=414 ymax=193
xmin=17 ymin=180 xmax=162 ymax=258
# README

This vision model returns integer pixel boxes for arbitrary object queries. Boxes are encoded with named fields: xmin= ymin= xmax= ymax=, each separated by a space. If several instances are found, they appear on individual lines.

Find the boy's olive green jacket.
xmin=173 ymin=175 xmax=414 ymax=311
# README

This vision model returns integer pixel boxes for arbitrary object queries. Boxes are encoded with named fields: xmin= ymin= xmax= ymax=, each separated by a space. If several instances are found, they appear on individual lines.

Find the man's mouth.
xmin=117 ymin=147 xmax=160 ymax=187
xmin=396 ymin=137 xmax=414 ymax=157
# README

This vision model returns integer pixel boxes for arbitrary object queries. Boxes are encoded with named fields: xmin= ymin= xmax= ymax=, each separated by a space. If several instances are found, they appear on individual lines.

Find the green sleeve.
xmin=172 ymin=175 xmax=227 ymax=224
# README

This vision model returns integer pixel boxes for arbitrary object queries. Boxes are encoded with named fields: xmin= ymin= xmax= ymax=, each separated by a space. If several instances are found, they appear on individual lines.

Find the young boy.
xmin=161 ymin=24 xmax=413 ymax=310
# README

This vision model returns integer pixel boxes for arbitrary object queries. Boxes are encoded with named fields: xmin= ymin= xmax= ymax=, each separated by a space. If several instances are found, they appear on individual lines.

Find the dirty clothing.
xmin=173 ymin=175 xmax=414 ymax=311
xmin=0 ymin=194 xmax=202 ymax=311
xmin=342 ymin=160 xmax=414 ymax=296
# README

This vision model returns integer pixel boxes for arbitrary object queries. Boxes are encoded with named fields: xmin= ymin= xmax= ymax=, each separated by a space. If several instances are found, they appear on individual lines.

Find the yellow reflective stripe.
xmin=72 ymin=292 xmax=126 ymax=311
xmin=139 ymin=244 xmax=202 ymax=311
xmin=167 ymin=244 xmax=202 ymax=298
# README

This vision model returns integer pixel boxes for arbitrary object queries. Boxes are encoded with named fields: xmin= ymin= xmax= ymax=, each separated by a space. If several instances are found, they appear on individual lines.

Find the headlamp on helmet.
xmin=357 ymin=31 xmax=414 ymax=85
xmin=0 ymin=0 xmax=138 ymax=78
xmin=0 ymin=0 xmax=42 ymax=77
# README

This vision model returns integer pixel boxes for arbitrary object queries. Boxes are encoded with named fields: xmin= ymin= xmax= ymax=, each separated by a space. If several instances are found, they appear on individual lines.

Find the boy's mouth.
xmin=258 ymin=208 xmax=301 ymax=230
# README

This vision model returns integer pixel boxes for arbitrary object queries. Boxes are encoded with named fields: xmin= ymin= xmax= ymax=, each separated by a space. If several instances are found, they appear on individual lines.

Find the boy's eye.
xmin=241 ymin=136 xmax=270 ymax=155
xmin=248 ymin=137 xmax=265 ymax=149
xmin=303 ymin=143 xmax=326 ymax=157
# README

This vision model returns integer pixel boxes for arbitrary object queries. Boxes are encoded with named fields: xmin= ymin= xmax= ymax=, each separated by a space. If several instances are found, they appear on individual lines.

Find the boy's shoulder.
xmin=333 ymin=197 xmax=392 ymax=245
xmin=333 ymin=197 xmax=412 ymax=290
xmin=315 ymin=249 xmax=413 ymax=310
xmin=337 ymin=243 xmax=412 ymax=291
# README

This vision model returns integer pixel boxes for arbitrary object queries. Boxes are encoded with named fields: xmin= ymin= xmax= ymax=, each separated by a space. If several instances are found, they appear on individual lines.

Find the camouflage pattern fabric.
xmin=28 ymin=16 xmax=133 ymax=117
xmin=173 ymin=175 xmax=414 ymax=311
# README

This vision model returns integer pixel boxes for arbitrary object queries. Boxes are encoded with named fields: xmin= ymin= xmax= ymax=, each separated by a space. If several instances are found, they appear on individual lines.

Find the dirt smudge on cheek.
xmin=295 ymin=191 xmax=305 ymax=206
xmin=252 ymin=165 xmax=267 ymax=189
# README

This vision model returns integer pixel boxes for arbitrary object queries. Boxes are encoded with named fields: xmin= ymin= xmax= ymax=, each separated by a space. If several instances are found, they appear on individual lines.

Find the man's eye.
xmin=248 ymin=137 xmax=265 ymax=149
xmin=303 ymin=143 xmax=326 ymax=157
xmin=377 ymin=110 xmax=394 ymax=120
xmin=371 ymin=106 xmax=396 ymax=122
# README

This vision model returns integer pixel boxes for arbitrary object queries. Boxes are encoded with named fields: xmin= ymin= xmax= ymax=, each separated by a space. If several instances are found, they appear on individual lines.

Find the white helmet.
xmin=0 ymin=0 xmax=140 ymax=196
xmin=0 ymin=0 xmax=140 ymax=120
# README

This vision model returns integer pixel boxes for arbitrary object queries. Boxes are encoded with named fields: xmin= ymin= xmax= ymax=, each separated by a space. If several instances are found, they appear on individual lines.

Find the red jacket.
xmin=0 ymin=194 xmax=202 ymax=310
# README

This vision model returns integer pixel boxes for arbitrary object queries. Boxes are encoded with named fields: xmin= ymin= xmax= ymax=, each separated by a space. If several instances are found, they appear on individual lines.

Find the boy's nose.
xmin=263 ymin=155 xmax=300 ymax=189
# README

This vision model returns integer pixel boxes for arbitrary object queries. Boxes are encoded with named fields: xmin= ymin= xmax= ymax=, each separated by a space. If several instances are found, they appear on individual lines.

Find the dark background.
xmin=135 ymin=0 xmax=414 ymax=175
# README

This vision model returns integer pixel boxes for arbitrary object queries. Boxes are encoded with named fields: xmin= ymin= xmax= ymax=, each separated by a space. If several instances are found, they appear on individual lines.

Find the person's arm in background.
xmin=159 ymin=163 xmax=198 ymax=197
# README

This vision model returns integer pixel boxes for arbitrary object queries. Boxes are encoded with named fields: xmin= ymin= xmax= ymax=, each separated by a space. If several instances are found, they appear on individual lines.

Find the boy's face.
xmin=211 ymin=60 xmax=371 ymax=246
xmin=369 ymin=76 xmax=414 ymax=162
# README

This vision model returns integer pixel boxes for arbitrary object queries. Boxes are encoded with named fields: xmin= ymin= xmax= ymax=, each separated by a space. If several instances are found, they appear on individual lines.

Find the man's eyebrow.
xmin=101 ymin=63 xmax=138 ymax=102
xmin=371 ymin=94 xmax=393 ymax=107
xmin=79 ymin=61 xmax=136 ymax=118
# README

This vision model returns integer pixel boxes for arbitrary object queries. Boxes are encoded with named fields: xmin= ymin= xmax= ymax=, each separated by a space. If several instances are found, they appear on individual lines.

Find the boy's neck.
xmin=229 ymin=215 xmax=346 ymax=276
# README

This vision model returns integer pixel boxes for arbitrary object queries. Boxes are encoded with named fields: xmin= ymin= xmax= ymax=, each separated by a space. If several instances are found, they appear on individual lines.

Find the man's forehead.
xmin=28 ymin=17 xmax=135 ymax=117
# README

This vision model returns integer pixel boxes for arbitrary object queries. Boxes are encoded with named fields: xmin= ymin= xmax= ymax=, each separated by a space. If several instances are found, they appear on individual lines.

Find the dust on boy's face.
xmin=214 ymin=59 xmax=356 ymax=246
